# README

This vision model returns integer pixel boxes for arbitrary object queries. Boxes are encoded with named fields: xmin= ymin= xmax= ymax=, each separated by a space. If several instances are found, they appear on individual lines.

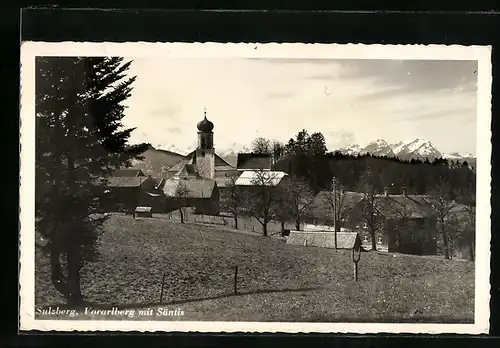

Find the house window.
xmin=363 ymin=235 xmax=368 ymax=243
xmin=377 ymin=236 xmax=383 ymax=244
xmin=411 ymin=235 xmax=417 ymax=243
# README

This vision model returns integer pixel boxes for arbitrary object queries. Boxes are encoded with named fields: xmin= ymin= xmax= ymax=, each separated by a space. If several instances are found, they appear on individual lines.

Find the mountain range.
xmin=129 ymin=139 xmax=475 ymax=178
xmin=338 ymin=138 xmax=475 ymax=162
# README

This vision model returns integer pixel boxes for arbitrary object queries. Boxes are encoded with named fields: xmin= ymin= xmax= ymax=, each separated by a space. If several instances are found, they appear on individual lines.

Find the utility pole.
xmin=333 ymin=176 xmax=338 ymax=251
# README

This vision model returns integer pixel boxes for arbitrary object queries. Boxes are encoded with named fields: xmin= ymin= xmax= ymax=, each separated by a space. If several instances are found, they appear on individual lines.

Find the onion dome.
xmin=197 ymin=110 xmax=214 ymax=132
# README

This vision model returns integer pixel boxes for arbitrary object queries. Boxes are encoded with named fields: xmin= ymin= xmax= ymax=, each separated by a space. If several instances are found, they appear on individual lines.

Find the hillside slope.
xmin=130 ymin=146 xmax=185 ymax=177
xmin=35 ymin=215 xmax=474 ymax=322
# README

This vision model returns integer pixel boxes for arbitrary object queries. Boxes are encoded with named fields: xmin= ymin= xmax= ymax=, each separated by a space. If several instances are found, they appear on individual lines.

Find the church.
xmin=161 ymin=110 xmax=238 ymax=180
xmin=161 ymin=110 xmax=238 ymax=215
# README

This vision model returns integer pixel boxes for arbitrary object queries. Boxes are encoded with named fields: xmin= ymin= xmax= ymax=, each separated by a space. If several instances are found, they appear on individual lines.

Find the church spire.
xmin=197 ymin=107 xmax=214 ymax=132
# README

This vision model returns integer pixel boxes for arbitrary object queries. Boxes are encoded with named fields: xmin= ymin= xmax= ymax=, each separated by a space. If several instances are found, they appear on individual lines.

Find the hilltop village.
xmin=102 ymin=111 xmax=475 ymax=261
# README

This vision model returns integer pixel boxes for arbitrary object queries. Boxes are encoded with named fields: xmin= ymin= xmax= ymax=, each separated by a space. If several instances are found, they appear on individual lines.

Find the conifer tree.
xmin=35 ymin=57 xmax=149 ymax=305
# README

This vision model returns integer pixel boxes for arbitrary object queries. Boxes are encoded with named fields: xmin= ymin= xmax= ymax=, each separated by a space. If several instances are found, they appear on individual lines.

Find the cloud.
xmin=325 ymin=130 xmax=356 ymax=151
xmin=339 ymin=59 xmax=478 ymax=94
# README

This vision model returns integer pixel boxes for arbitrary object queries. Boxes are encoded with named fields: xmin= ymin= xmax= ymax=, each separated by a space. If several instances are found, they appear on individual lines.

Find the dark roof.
xmin=286 ymin=231 xmax=361 ymax=249
xmin=237 ymin=153 xmax=273 ymax=170
xmin=373 ymin=194 xmax=436 ymax=219
xmin=311 ymin=191 xmax=365 ymax=220
xmin=105 ymin=176 xmax=151 ymax=188
xmin=176 ymin=164 xmax=199 ymax=178
xmin=163 ymin=177 xmax=217 ymax=199
xmin=112 ymin=168 xmax=145 ymax=177
xmin=165 ymin=151 xmax=234 ymax=173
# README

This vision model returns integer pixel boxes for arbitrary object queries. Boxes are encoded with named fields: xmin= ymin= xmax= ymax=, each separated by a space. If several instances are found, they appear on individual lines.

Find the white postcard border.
xmin=19 ymin=42 xmax=492 ymax=334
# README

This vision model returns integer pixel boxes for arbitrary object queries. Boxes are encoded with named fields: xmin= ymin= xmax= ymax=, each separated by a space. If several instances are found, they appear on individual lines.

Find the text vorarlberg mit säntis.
xmin=36 ymin=306 xmax=185 ymax=318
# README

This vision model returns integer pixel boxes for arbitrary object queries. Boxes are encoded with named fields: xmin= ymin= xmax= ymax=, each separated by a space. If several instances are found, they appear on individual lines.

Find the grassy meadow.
xmin=35 ymin=215 xmax=474 ymax=322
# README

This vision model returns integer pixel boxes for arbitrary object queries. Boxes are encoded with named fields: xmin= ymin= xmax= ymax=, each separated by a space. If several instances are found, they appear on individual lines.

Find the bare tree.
xmin=220 ymin=176 xmax=246 ymax=229
xmin=286 ymin=176 xmax=315 ymax=231
xmin=461 ymin=203 xmax=476 ymax=261
xmin=274 ymin=187 xmax=293 ymax=234
xmin=174 ymin=181 xmax=190 ymax=224
xmin=324 ymin=178 xmax=352 ymax=232
xmin=355 ymin=169 xmax=384 ymax=251
xmin=251 ymin=137 xmax=272 ymax=154
xmin=272 ymin=140 xmax=285 ymax=162
xmin=427 ymin=181 xmax=457 ymax=260
xmin=456 ymin=182 xmax=476 ymax=261
xmin=322 ymin=177 xmax=353 ymax=250
xmin=247 ymin=171 xmax=281 ymax=236
xmin=392 ymin=198 xmax=413 ymax=252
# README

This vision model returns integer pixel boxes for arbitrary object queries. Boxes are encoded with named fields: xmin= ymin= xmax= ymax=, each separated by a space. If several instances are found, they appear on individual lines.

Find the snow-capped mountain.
xmin=363 ymin=139 xmax=396 ymax=157
xmin=340 ymin=144 xmax=365 ymax=156
xmin=395 ymin=138 xmax=441 ymax=160
xmin=339 ymin=138 xmax=475 ymax=162
xmin=442 ymin=152 xmax=475 ymax=160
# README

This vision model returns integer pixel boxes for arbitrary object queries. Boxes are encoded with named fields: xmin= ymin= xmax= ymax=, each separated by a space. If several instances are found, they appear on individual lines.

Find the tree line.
xmin=251 ymin=130 xmax=476 ymax=202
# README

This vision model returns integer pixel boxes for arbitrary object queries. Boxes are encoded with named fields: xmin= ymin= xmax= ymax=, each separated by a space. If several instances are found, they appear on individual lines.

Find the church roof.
xmin=197 ymin=115 xmax=214 ymax=132
xmin=165 ymin=150 xmax=235 ymax=173
xmin=175 ymin=163 xmax=199 ymax=178
xmin=163 ymin=177 xmax=217 ymax=199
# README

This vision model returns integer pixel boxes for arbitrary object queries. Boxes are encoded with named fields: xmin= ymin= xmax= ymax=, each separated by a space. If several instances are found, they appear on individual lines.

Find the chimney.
xmin=402 ymin=185 xmax=407 ymax=196
xmin=384 ymin=187 xmax=389 ymax=197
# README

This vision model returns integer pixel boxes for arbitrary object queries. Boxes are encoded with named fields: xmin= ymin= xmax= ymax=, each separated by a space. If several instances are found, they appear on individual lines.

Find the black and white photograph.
xmin=19 ymin=42 xmax=491 ymax=333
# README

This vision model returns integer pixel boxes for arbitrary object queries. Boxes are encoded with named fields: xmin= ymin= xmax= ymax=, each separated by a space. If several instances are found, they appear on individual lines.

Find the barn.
xmin=102 ymin=175 xmax=157 ymax=213
xmin=286 ymin=231 xmax=362 ymax=250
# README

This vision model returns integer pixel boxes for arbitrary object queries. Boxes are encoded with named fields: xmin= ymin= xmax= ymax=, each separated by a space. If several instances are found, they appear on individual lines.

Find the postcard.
xmin=19 ymin=42 xmax=491 ymax=333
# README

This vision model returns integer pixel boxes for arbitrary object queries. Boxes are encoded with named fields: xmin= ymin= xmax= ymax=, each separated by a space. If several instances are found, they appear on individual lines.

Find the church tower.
xmin=195 ymin=108 xmax=215 ymax=179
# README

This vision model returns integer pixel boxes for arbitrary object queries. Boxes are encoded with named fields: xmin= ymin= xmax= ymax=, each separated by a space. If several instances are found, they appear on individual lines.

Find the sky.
xmin=121 ymin=58 xmax=478 ymax=156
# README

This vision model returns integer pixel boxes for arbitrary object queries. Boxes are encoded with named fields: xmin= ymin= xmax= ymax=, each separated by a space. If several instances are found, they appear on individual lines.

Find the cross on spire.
xmin=204 ymin=106 xmax=207 ymax=118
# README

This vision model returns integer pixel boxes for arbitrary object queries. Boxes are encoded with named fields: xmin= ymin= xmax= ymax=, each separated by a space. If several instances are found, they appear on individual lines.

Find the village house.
xmin=234 ymin=170 xmax=290 ymax=192
xmin=102 ymin=171 xmax=157 ymax=213
xmin=309 ymin=187 xmax=441 ymax=255
xmin=369 ymin=187 xmax=439 ymax=255
xmin=308 ymin=190 xmax=364 ymax=228
xmin=162 ymin=163 xmax=220 ymax=215
xmin=236 ymin=153 xmax=274 ymax=171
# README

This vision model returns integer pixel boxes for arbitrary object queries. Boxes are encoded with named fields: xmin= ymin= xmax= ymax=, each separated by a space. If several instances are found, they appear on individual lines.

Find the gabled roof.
xmin=112 ymin=168 xmax=145 ymax=177
xmin=235 ymin=170 xmax=287 ymax=187
xmin=175 ymin=163 xmax=199 ymax=178
xmin=286 ymin=231 xmax=361 ymax=249
xmin=373 ymin=194 xmax=436 ymax=219
xmin=105 ymin=176 xmax=151 ymax=188
xmin=163 ymin=177 xmax=217 ymax=199
xmin=164 ymin=150 xmax=235 ymax=173
xmin=237 ymin=153 xmax=273 ymax=171
xmin=311 ymin=191 xmax=365 ymax=220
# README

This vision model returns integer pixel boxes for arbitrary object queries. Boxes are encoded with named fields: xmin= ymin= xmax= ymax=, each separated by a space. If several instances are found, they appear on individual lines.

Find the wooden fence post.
xmin=159 ymin=272 xmax=166 ymax=303
xmin=234 ymin=266 xmax=238 ymax=295
xmin=352 ymin=246 xmax=361 ymax=282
